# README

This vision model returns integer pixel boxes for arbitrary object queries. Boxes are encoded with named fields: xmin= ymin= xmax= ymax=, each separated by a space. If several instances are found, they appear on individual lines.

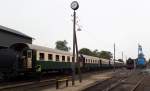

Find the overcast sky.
xmin=0 ymin=0 xmax=150 ymax=60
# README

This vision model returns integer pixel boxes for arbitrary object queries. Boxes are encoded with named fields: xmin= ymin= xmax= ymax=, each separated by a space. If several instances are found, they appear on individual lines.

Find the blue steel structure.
xmin=136 ymin=44 xmax=146 ymax=68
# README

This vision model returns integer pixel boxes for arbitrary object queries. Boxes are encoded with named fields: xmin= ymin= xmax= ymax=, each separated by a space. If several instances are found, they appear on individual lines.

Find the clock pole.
xmin=72 ymin=10 xmax=76 ymax=85
xmin=70 ymin=1 xmax=79 ymax=86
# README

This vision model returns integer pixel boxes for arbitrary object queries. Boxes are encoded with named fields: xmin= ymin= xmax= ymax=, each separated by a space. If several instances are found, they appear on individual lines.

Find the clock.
xmin=71 ymin=1 xmax=79 ymax=10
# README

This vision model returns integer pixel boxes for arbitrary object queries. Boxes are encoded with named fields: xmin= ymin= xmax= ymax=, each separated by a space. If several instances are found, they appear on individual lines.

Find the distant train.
xmin=126 ymin=58 xmax=146 ymax=69
xmin=0 ymin=43 xmax=124 ymax=79
xmin=126 ymin=58 xmax=134 ymax=69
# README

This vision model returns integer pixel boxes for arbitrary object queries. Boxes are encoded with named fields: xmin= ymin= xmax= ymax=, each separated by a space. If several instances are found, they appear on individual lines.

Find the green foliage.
xmin=55 ymin=40 xmax=70 ymax=51
xmin=98 ymin=51 xmax=112 ymax=60
xmin=79 ymin=48 xmax=113 ymax=60
xmin=92 ymin=49 xmax=100 ymax=57
xmin=79 ymin=48 xmax=93 ymax=56
xmin=118 ymin=59 xmax=123 ymax=62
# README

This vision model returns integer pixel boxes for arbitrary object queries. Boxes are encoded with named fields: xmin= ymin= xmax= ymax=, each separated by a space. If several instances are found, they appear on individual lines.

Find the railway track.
xmin=1 ymin=68 xmax=147 ymax=91
xmin=130 ymin=69 xmax=150 ymax=91
xmin=0 ymin=69 xmax=121 ymax=91
xmin=130 ymin=77 xmax=145 ymax=91
xmin=109 ymin=70 xmax=145 ymax=91
xmin=82 ymin=70 xmax=145 ymax=91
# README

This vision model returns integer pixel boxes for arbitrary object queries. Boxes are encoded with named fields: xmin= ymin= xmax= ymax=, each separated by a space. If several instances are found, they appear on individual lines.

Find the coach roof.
xmin=27 ymin=44 xmax=72 ymax=55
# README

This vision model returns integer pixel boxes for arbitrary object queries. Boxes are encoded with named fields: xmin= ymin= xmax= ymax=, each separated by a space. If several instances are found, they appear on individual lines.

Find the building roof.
xmin=0 ymin=25 xmax=33 ymax=39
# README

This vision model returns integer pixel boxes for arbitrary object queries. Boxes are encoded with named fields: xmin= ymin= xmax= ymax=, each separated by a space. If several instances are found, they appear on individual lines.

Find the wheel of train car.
xmin=2 ymin=70 xmax=18 ymax=80
xmin=0 ymin=70 xmax=11 ymax=80
xmin=3 ymin=73 xmax=12 ymax=80
xmin=0 ymin=72 xmax=5 ymax=81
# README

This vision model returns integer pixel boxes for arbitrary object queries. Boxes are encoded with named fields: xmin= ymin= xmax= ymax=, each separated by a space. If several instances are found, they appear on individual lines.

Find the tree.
xmin=79 ymin=48 xmax=93 ymax=56
xmin=55 ymin=40 xmax=70 ymax=51
xmin=79 ymin=48 xmax=113 ymax=60
xmin=118 ymin=59 xmax=123 ymax=62
xmin=92 ymin=49 xmax=99 ymax=57
xmin=98 ymin=51 xmax=112 ymax=60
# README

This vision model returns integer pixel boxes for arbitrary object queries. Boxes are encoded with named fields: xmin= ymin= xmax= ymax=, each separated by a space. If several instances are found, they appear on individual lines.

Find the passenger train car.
xmin=0 ymin=43 xmax=124 ymax=79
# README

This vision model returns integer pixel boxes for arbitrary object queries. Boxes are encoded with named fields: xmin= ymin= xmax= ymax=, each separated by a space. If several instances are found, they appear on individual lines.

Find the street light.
xmin=70 ymin=1 xmax=79 ymax=86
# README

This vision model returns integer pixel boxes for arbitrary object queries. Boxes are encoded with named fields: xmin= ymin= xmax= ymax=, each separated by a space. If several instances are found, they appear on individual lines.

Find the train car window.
xmin=27 ymin=51 xmax=32 ymax=58
xmin=67 ymin=56 xmax=70 ymax=62
xmin=88 ymin=59 xmax=90 ymax=63
xmin=39 ymin=53 xmax=44 ymax=60
xmin=48 ymin=54 xmax=53 ymax=60
xmin=62 ymin=56 xmax=65 ymax=62
xmin=100 ymin=60 xmax=102 ymax=63
xmin=56 ymin=55 xmax=59 ymax=61
xmin=72 ymin=57 xmax=74 ymax=62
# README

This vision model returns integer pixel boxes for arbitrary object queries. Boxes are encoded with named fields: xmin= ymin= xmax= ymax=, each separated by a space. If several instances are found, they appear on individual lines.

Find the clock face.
xmin=71 ymin=1 xmax=79 ymax=10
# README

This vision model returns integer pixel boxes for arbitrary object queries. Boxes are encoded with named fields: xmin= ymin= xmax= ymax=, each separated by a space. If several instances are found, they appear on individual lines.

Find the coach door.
xmin=26 ymin=50 xmax=32 ymax=69
xmin=99 ymin=60 xmax=102 ymax=68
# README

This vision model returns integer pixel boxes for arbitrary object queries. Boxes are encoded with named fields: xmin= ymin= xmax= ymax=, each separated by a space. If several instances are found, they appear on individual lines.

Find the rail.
xmin=130 ymin=76 xmax=145 ymax=91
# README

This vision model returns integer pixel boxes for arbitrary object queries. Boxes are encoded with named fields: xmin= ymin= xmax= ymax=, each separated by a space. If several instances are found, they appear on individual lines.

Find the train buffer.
xmin=56 ymin=77 xmax=69 ymax=89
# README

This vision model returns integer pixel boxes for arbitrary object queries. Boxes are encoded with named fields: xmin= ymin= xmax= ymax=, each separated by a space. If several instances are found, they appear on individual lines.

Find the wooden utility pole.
xmin=74 ymin=28 xmax=82 ymax=83
xmin=113 ymin=43 xmax=116 ymax=71
xmin=122 ymin=52 xmax=123 ymax=62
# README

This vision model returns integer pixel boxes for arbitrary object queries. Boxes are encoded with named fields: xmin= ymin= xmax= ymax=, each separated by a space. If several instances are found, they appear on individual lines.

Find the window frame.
xmin=67 ymin=56 xmax=70 ymax=62
xmin=39 ymin=53 xmax=45 ymax=60
xmin=62 ymin=56 xmax=65 ymax=62
xmin=56 ymin=55 xmax=60 ymax=61
xmin=48 ymin=54 xmax=53 ymax=60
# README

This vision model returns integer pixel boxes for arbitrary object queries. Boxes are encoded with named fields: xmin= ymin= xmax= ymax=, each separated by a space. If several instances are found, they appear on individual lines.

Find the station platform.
xmin=34 ymin=71 xmax=115 ymax=91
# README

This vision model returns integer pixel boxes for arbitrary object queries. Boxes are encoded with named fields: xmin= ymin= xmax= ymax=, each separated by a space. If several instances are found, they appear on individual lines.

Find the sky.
xmin=0 ymin=0 xmax=150 ymax=60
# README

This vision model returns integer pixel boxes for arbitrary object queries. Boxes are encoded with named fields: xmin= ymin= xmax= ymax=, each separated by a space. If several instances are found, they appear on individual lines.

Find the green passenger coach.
xmin=0 ymin=43 xmax=123 ymax=79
